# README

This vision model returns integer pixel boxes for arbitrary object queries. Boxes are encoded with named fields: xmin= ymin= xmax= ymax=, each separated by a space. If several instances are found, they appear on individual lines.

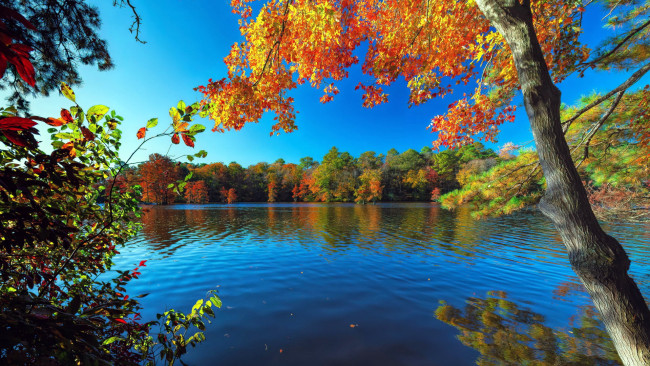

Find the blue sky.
xmin=10 ymin=0 xmax=649 ymax=167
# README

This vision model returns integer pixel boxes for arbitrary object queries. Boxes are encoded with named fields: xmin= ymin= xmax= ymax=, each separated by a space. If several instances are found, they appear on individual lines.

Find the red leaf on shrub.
xmin=0 ymin=53 xmax=7 ymax=80
xmin=139 ymin=260 xmax=147 ymax=267
xmin=171 ymin=133 xmax=180 ymax=144
xmin=81 ymin=127 xmax=95 ymax=141
xmin=181 ymin=133 xmax=194 ymax=147
xmin=0 ymin=116 xmax=37 ymax=131
xmin=0 ymin=5 xmax=37 ymax=30
xmin=60 ymin=109 xmax=74 ymax=123
xmin=7 ymin=44 xmax=35 ymax=87
xmin=136 ymin=127 xmax=146 ymax=139
xmin=2 ymin=130 xmax=28 ymax=146
xmin=114 ymin=318 xmax=127 ymax=324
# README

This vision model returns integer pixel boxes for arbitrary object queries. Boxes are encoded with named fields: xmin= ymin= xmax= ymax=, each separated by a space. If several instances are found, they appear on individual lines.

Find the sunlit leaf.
xmin=60 ymin=82 xmax=76 ymax=102
xmin=146 ymin=118 xmax=158 ymax=129
xmin=86 ymin=105 xmax=110 ymax=123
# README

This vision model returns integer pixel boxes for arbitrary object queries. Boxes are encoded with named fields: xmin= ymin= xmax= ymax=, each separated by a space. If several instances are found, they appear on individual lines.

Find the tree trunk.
xmin=474 ymin=0 xmax=650 ymax=364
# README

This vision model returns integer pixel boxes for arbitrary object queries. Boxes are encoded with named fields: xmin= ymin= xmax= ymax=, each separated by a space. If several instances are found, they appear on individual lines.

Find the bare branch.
xmin=114 ymin=0 xmax=146 ymax=44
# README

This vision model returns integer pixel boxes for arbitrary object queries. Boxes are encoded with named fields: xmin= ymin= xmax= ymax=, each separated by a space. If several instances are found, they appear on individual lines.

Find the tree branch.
xmin=562 ymin=61 xmax=650 ymax=132
xmin=578 ymin=18 xmax=650 ymax=71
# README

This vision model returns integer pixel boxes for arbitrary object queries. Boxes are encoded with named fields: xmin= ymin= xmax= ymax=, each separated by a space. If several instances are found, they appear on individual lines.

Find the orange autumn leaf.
xmin=61 ymin=142 xmax=76 ymax=158
xmin=136 ymin=127 xmax=146 ymax=139
xmin=46 ymin=117 xmax=67 ymax=126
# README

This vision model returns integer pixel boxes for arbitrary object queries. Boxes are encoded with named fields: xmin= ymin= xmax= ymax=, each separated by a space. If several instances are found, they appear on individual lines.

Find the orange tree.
xmin=196 ymin=0 xmax=650 ymax=364
xmin=139 ymin=153 xmax=182 ymax=205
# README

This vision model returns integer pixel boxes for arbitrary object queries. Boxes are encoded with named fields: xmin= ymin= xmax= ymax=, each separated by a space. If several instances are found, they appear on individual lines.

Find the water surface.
xmin=114 ymin=203 xmax=650 ymax=365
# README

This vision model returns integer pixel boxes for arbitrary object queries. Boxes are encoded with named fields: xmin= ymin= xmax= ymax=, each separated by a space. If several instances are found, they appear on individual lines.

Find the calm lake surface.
xmin=114 ymin=203 xmax=650 ymax=365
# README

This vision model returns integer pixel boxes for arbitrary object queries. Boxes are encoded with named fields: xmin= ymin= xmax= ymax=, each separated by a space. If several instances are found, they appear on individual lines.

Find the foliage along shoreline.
xmin=121 ymin=121 xmax=649 ymax=222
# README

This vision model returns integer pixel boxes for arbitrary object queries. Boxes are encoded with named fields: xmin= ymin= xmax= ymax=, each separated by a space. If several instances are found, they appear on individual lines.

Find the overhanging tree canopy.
xmin=197 ymin=0 xmax=650 ymax=364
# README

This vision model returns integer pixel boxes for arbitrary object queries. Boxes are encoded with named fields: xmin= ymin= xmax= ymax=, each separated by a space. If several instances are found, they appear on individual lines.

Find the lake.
xmin=113 ymin=203 xmax=650 ymax=365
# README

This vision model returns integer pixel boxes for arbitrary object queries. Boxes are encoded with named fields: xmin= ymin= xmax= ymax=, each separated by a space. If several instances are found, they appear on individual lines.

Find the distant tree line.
xmin=119 ymin=143 xmax=500 ymax=204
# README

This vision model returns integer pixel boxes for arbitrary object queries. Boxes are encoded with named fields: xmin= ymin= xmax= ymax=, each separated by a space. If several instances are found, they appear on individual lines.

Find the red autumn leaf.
xmin=0 ymin=116 xmax=36 ymax=131
xmin=81 ymin=127 xmax=95 ymax=141
xmin=0 ymin=52 xmax=7 ymax=80
xmin=60 ymin=109 xmax=74 ymax=123
xmin=136 ymin=127 xmax=146 ymax=139
xmin=139 ymin=260 xmax=147 ymax=267
xmin=114 ymin=318 xmax=127 ymax=324
xmin=171 ymin=133 xmax=180 ymax=144
xmin=7 ymin=44 xmax=35 ymax=87
xmin=0 ymin=5 xmax=37 ymax=30
xmin=181 ymin=133 xmax=194 ymax=147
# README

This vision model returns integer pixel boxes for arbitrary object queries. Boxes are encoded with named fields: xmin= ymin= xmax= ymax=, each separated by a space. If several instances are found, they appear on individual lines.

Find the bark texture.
xmin=474 ymin=0 xmax=650 ymax=365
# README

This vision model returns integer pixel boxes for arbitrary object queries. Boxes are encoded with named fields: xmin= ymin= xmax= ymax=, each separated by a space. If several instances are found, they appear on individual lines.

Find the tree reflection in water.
xmin=435 ymin=291 xmax=621 ymax=365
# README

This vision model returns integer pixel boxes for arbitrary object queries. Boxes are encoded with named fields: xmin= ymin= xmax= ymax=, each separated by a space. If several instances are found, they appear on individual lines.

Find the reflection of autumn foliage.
xmin=185 ymin=180 xmax=209 ymax=203
xmin=140 ymin=154 xmax=180 ymax=205
xmin=435 ymin=291 xmax=621 ymax=365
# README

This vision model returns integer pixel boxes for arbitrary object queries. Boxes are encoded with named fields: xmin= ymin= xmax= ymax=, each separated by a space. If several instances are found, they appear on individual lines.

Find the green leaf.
xmin=187 ymin=155 xmax=194 ymax=162
xmin=189 ymin=124 xmax=206 ymax=134
xmin=146 ymin=118 xmax=159 ymax=129
xmin=47 ymin=128 xmax=57 ymax=133
xmin=210 ymin=295 xmax=222 ymax=308
xmin=167 ymin=183 xmax=175 ymax=189
xmin=55 ymin=132 xmax=75 ymax=140
xmin=87 ymin=105 xmax=110 ymax=123
xmin=194 ymin=150 xmax=208 ymax=158
xmin=102 ymin=336 xmax=124 ymax=345
xmin=177 ymin=100 xmax=187 ymax=112
xmin=184 ymin=172 xmax=193 ymax=181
